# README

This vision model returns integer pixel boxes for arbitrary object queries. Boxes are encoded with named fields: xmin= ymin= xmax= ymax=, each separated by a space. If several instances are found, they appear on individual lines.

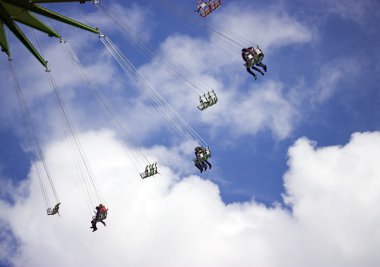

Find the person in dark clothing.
xmin=90 ymin=218 xmax=98 ymax=232
xmin=195 ymin=161 xmax=204 ymax=173
xmin=90 ymin=205 xmax=107 ymax=232
xmin=90 ymin=206 xmax=100 ymax=232
xmin=194 ymin=147 xmax=212 ymax=173
xmin=242 ymin=47 xmax=267 ymax=79
xmin=194 ymin=147 xmax=204 ymax=172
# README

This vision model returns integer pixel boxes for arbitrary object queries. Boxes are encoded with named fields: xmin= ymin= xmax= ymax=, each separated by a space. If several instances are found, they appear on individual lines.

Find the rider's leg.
xmin=205 ymin=160 xmax=212 ymax=169
xmin=91 ymin=220 xmax=98 ymax=231
xmin=256 ymin=62 xmax=267 ymax=72
xmin=252 ymin=65 xmax=264 ymax=75
xmin=246 ymin=68 xmax=257 ymax=79
xmin=201 ymin=161 xmax=208 ymax=171
xmin=195 ymin=163 xmax=203 ymax=173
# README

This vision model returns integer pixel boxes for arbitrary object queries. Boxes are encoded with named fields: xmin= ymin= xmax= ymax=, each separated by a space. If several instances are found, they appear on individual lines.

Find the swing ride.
xmin=1 ymin=0 xmax=266 ymax=231
xmin=0 ymin=0 xmax=99 ymax=67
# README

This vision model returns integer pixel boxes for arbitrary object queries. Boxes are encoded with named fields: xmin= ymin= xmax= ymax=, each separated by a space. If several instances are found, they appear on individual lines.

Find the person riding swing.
xmin=90 ymin=204 xmax=108 ymax=232
xmin=242 ymin=46 xmax=267 ymax=79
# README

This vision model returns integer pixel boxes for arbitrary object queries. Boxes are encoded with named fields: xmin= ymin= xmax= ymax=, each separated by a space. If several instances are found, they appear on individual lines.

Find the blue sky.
xmin=1 ymin=0 xmax=380 ymax=266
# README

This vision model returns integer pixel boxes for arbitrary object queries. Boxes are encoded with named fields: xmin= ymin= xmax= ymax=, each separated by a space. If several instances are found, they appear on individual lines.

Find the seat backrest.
xmin=199 ymin=2 xmax=208 ymax=8
xmin=100 ymin=213 xmax=107 ymax=220
xmin=254 ymin=47 xmax=262 ymax=54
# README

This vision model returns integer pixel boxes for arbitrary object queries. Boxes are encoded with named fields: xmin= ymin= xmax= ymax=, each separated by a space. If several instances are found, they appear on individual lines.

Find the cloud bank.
xmin=1 ymin=130 xmax=380 ymax=267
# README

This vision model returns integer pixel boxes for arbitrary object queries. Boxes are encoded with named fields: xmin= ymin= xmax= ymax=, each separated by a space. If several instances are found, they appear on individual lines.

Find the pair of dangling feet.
xmin=90 ymin=220 xmax=106 ymax=232
xmin=252 ymin=65 xmax=267 ymax=80
xmin=195 ymin=161 xmax=212 ymax=173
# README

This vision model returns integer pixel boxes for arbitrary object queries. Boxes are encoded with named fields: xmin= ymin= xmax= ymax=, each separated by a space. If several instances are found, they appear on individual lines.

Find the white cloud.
xmin=206 ymin=80 xmax=298 ymax=139
xmin=313 ymin=58 xmax=358 ymax=104
xmin=1 ymin=2 xmax=314 ymax=146
xmin=284 ymin=57 xmax=361 ymax=110
xmin=321 ymin=0 xmax=377 ymax=25
xmin=82 ymin=3 xmax=154 ymax=42
xmin=133 ymin=3 xmax=313 ymax=140
xmin=139 ymin=43 xmax=298 ymax=139
xmin=1 ymin=130 xmax=380 ymax=267
xmin=211 ymin=4 xmax=313 ymax=51
xmin=283 ymin=132 xmax=380 ymax=266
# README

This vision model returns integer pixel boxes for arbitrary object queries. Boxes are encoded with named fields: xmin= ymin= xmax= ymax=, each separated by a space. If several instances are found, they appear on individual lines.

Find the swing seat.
xmin=198 ymin=91 xmax=217 ymax=110
xmin=140 ymin=163 xmax=158 ymax=179
xmin=47 ymin=202 xmax=61 ymax=216
xmin=244 ymin=48 xmax=264 ymax=68
xmin=99 ymin=210 xmax=108 ymax=221
xmin=197 ymin=0 xmax=222 ymax=17
xmin=93 ymin=209 xmax=108 ymax=221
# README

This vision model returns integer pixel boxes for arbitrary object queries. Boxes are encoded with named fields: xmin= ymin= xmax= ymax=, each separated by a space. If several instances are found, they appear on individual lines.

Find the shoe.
xmin=263 ymin=65 xmax=267 ymax=72
xmin=92 ymin=228 xmax=97 ymax=232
